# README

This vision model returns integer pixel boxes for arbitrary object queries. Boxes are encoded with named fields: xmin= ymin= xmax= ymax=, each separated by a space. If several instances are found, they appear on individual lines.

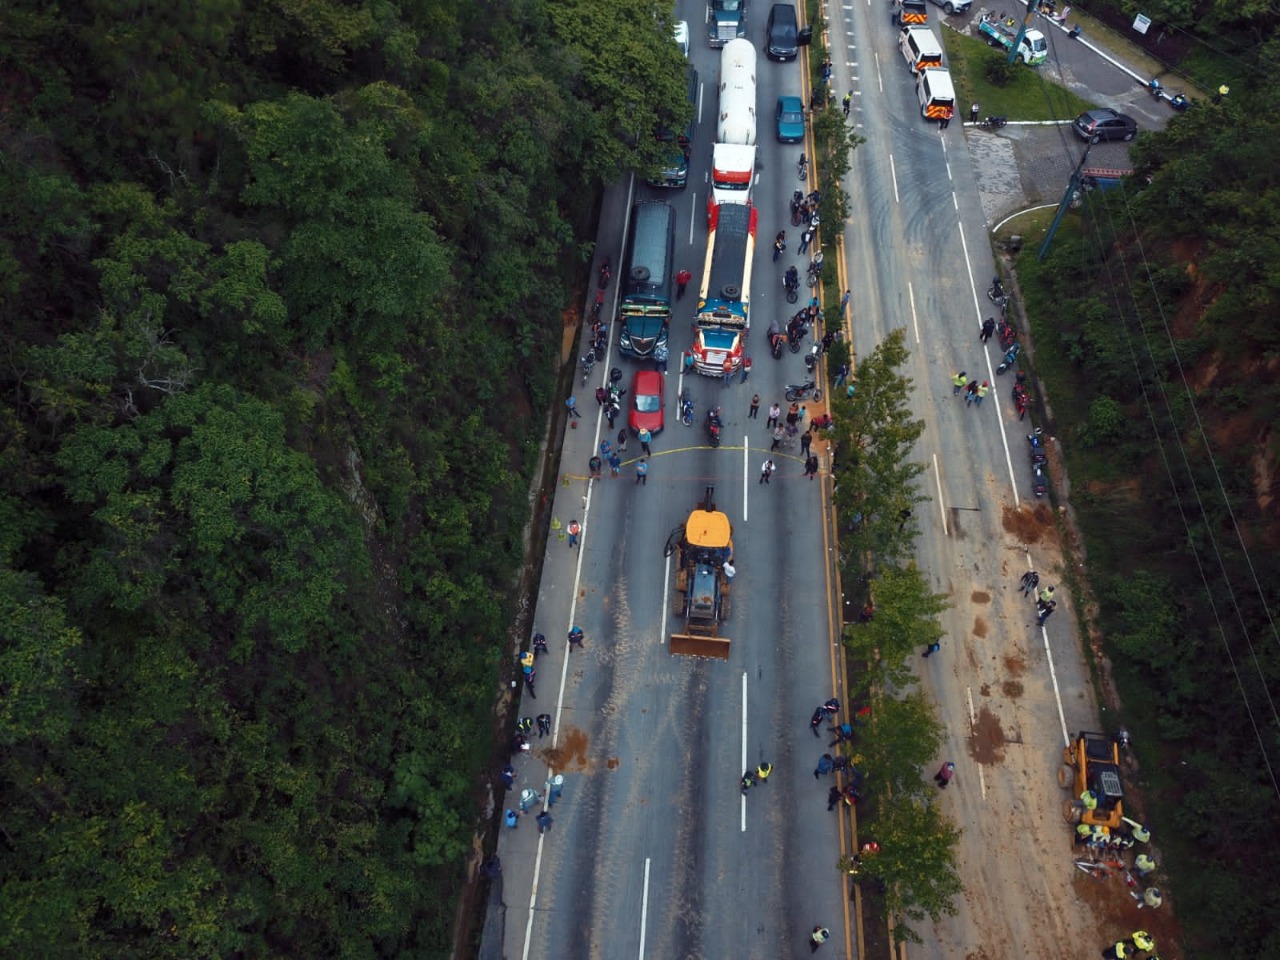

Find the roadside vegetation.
xmin=0 ymin=0 xmax=690 ymax=956
xmin=1009 ymin=70 xmax=1280 ymax=960
xmin=825 ymin=332 xmax=963 ymax=945
xmin=805 ymin=3 xmax=963 ymax=944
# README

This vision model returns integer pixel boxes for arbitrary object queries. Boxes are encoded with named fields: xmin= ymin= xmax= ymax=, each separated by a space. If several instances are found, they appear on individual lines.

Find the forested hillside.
xmin=1016 ymin=32 xmax=1280 ymax=957
xmin=0 ymin=1 xmax=688 ymax=956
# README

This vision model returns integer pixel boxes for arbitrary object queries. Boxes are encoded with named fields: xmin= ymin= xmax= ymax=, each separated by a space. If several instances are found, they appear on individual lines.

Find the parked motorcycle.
xmin=997 ymin=341 xmax=1021 ymax=375
xmin=988 ymin=276 xmax=1008 ymax=308
xmin=784 ymin=266 xmax=800 ymax=304
xmin=597 ymin=257 xmax=611 ymax=289
xmin=998 ymin=319 xmax=1017 ymax=350
xmin=804 ymin=343 xmax=821 ymax=374
xmin=1027 ymin=429 xmax=1047 ymax=465
xmin=680 ymin=393 xmax=695 ymax=427
xmin=1031 ymin=460 xmax=1048 ymax=498
xmin=791 ymin=190 xmax=804 ymax=227
xmin=979 ymin=115 xmax=1008 ymax=129
xmin=1012 ymin=379 xmax=1030 ymax=420
xmin=807 ymin=252 xmax=824 ymax=288
xmin=785 ymin=379 xmax=821 ymax=402
xmin=580 ymin=349 xmax=596 ymax=386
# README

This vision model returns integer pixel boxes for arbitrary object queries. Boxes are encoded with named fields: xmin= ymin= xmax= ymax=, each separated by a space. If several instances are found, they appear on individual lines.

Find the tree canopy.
xmin=0 ymin=0 xmax=689 ymax=955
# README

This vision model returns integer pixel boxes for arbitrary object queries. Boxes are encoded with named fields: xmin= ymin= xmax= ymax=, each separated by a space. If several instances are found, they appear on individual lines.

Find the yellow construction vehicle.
xmin=665 ymin=487 xmax=734 ymax=659
xmin=1058 ymin=730 xmax=1125 ymax=830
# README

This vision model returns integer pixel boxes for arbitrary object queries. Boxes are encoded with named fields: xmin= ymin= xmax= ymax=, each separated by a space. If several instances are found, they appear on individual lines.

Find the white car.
xmin=674 ymin=21 xmax=690 ymax=57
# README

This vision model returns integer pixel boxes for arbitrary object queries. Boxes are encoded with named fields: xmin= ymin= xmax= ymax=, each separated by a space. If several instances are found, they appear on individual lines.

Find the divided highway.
xmin=484 ymin=1 xmax=1113 ymax=957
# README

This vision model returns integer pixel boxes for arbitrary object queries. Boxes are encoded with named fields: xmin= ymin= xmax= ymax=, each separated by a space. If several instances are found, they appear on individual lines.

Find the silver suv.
xmin=927 ymin=0 xmax=971 ymax=13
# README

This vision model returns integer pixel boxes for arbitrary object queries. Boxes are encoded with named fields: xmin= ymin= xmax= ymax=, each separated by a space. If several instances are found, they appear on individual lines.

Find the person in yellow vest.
xmin=1080 ymin=789 xmax=1098 ymax=812
xmin=1134 ymin=853 xmax=1156 ymax=877
xmin=1102 ymin=939 xmax=1134 ymax=959
xmin=952 ymin=371 xmax=968 ymax=396
xmin=1076 ymin=821 xmax=1093 ymax=846
xmin=1121 ymin=817 xmax=1151 ymax=843
xmin=1132 ymin=931 xmax=1155 ymax=952
xmin=757 ymin=762 xmax=773 ymax=783
xmin=810 ymin=926 xmax=830 ymax=952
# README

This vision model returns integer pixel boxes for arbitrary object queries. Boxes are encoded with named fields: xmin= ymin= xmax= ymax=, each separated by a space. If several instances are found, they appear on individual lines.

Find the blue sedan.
xmin=775 ymin=95 xmax=806 ymax=144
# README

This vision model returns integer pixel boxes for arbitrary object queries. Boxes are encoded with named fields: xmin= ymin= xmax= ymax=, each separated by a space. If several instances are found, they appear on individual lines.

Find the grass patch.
xmin=940 ymin=27 xmax=1094 ymax=120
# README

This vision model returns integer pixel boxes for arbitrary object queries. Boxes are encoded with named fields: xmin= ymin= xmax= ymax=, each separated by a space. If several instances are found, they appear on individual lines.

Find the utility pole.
xmin=1038 ymin=144 xmax=1092 ymax=260
xmin=1006 ymin=0 xmax=1036 ymax=65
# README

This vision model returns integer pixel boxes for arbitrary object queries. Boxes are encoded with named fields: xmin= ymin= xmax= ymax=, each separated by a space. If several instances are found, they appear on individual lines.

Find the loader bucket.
xmin=670 ymin=633 xmax=731 ymax=660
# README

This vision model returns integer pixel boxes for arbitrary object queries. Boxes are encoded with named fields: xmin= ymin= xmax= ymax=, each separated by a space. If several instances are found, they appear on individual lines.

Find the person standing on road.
xmin=721 ymin=356 xmax=733 ymax=386
xmin=964 ymin=379 xmax=979 ymax=404
xmin=810 ymin=707 xmax=826 ymax=737
xmin=1020 ymin=570 xmax=1040 ymax=595
xmin=923 ymin=641 xmax=941 ymax=658
xmin=810 ymin=926 xmax=830 ymax=952
xmin=799 ymin=227 xmax=813 ymax=255
xmin=981 ymin=317 xmax=996 ymax=342
xmin=616 ymin=429 xmax=628 ymax=453
xmin=813 ymin=753 xmax=835 ymax=779
xmin=970 ymin=102 xmax=980 ymax=123
xmin=565 ymin=396 xmax=579 ymax=422
xmin=1038 ymin=585 xmax=1056 ymax=605
xmin=1037 ymin=599 xmax=1057 ymax=626
xmin=841 ymin=289 xmax=851 ymax=317
xmin=804 ymin=454 xmax=819 ymax=480
xmin=843 ymin=91 xmax=852 ymax=116
xmin=638 ymin=427 xmax=652 ymax=455
xmin=607 ymin=452 xmax=621 ymax=477
xmin=771 ymin=426 xmax=784 ymax=451
xmin=827 ymin=785 xmax=842 ymax=811
xmin=760 ymin=459 xmax=776 ymax=484
xmin=675 ymin=268 xmax=692 ymax=299
xmin=749 ymin=394 xmax=760 ymax=419
xmin=952 ymin=371 xmax=967 ymax=395
xmin=723 ymin=560 xmax=736 ymax=583
xmin=504 ymin=809 xmax=519 ymax=829
xmin=536 ymin=811 xmax=553 ymax=834
xmin=800 ymin=430 xmax=812 ymax=456
xmin=935 ymin=761 xmax=956 ymax=788
xmin=767 ymin=403 xmax=781 ymax=429
xmin=773 ymin=231 xmax=786 ymax=262
xmin=740 ymin=355 xmax=752 ymax=383
xmin=546 ymin=774 xmax=564 ymax=805
xmin=536 ymin=713 xmax=552 ymax=737
xmin=588 ymin=455 xmax=602 ymax=479
xmin=567 ymin=626 xmax=585 ymax=650
xmin=975 ymin=380 xmax=990 ymax=406
xmin=635 ymin=459 xmax=648 ymax=485
xmin=566 ymin=519 xmax=581 ymax=548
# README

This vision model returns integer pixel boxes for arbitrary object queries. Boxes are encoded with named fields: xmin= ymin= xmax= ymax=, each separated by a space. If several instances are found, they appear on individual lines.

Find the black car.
xmin=1071 ymin=108 xmax=1138 ymax=143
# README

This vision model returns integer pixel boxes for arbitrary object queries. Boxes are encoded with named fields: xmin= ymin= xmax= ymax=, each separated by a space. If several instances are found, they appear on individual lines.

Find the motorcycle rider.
xmin=784 ymin=265 xmax=799 ymax=292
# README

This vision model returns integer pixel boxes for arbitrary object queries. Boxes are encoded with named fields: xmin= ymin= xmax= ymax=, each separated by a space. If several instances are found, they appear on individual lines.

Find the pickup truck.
xmin=978 ymin=16 xmax=1048 ymax=65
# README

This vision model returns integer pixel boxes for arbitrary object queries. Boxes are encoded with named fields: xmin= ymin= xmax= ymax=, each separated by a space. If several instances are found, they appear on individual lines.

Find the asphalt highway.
xmin=482 ymin=1 xmax=1124 ymax=957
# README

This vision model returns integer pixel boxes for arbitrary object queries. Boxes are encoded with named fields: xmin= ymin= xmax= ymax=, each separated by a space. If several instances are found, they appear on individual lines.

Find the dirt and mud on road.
xmin=911 ymin=501 xmax=1180 ymax=960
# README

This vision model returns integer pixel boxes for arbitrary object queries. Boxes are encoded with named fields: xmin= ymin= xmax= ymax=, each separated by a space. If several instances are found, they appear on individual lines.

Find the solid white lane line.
xmin=637 ymin=858 xmax=652 ymax=960
xmin=741 ymin=671 xmax=748 ymax=832
xmin=955 ymin=219 xmax=1018 ymax=506
xmin=932 ymin=453 xmax=948 ymax=536
xmin=889 ymin=153 xmax=900 ymax=204
xmin=742 ymin=436 xmax=749 ymax=523
xmin=908 ymin=280 xmax=920 ymax=345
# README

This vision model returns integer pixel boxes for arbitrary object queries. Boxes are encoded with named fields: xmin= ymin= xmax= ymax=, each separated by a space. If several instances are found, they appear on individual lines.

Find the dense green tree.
xmin=829 ymin=328 xmax=928 ymax=570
